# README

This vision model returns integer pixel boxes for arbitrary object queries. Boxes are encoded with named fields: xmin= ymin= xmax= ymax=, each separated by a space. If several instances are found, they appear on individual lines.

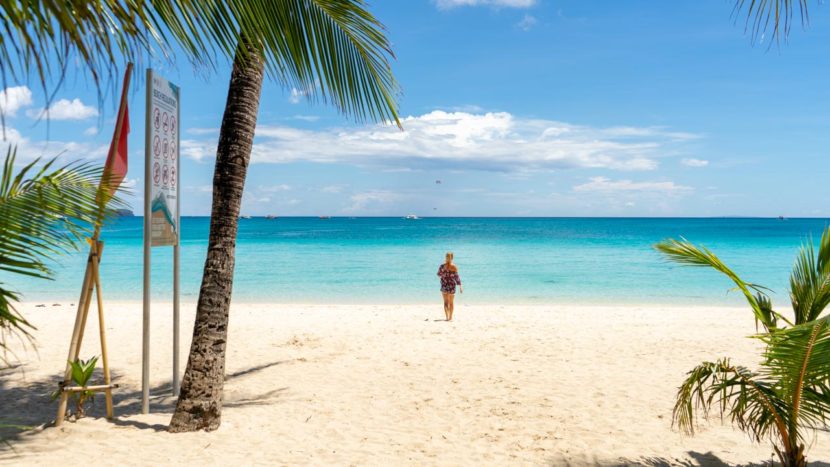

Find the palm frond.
xmin=789 ymin=227 xmax=830 ymax=325
xmin=0 ymin=145 xmax=116 ymax=365
xmin=673 ymin=358 xmax=789 ymax=445
xmin=761 ymin=318 xmax=830 ymax=442
xmin=151 ymin=0 xmax=401 ymax=126
xmin=1 ymin=0 xmax=400 ymax=130
xmin=734 ymin=0 xmax=811 ymax=43
xmin=655 ymin=238 xmax=779 ymax=331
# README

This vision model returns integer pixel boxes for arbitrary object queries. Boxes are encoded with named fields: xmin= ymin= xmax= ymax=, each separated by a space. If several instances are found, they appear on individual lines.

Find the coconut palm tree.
xmin=167 ymin=2 xmax=400 ymax=433
xmin=3 ymin=0 xmax=400 ymax=431
xmin=655 ymin=227 xmax=830 ymax=466
xmin=0 ymin=146 xmax=114 ymax=366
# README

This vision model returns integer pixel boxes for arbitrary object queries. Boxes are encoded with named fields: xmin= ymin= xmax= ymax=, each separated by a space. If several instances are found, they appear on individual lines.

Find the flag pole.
xmin=55 ymin=62 xmax=132 ymax=426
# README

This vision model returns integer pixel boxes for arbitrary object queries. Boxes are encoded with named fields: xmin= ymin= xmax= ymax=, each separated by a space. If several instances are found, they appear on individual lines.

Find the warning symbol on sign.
xmin=170 ymin=166 xmax=177 ymax=187
xmin=153 ymin=108 xmax=160 ymax=130
xmin=162 ymin=139 xmax=169 ymax=160
xmin=162 ymin=112 xmax=169 ymax=133
xmin=153 ymin=162 xmax=161 ymax=186
xmin=162 ymin=164 xmax=170 ymax=187
xmin=170 ymin=116 xmax=176 ymax=136
xmin=153 ymin=136 xmax=160 ymax=159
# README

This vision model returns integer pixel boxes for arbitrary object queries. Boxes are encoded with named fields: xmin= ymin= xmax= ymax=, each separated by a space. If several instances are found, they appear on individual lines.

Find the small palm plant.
xmin=0 ymin=145 xmax=113 ymax=366
xmin=655 ymin=227 xmax=830 ymax=467
xmin=51 ymin=356 xmax=99 ymax=418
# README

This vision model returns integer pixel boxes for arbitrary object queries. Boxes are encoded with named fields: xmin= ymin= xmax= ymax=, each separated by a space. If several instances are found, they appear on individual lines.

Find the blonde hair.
xmin=445 ymin=252 xmax=457 ymax=272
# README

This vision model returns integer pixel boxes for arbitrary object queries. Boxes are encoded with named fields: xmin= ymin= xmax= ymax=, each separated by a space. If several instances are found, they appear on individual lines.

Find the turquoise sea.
xmin=8 ymin=217 xmax=830 ymax=305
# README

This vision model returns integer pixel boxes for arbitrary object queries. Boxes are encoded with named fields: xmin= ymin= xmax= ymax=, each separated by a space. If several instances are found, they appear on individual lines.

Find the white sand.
xmin=2 ymin=301 xmax=829 ymax=466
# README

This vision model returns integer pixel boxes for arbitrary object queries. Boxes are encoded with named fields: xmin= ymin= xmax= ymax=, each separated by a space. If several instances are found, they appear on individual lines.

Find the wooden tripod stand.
xmin=54 ymin=238 xmax=117 ymax=426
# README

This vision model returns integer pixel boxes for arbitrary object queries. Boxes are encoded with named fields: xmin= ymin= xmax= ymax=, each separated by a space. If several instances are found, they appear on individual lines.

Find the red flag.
xmin=100 ymin=64 xmax=132 ymax=198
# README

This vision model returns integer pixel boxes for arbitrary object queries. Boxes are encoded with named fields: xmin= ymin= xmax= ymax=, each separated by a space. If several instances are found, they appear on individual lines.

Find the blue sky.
xmin=1 ymin=0 xmax=829 ymax=217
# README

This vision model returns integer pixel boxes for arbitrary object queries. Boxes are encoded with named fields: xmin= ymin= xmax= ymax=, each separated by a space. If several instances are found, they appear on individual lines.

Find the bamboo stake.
xmin=62 ymin=384 xmax=119 ymax=393
xmin=55 ymin=63 xmax=131 ymax=426
xmin=91 ymin=241 xmax=113 ymax=419
xmin=55 ymin=249 xmax=95 ymax=426
xmin=74 ymin=250 xmax=97 ymax=355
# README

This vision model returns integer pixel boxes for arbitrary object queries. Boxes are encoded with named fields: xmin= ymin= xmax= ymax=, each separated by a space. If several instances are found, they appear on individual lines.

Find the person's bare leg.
xmin=447 ymin=293 xmax=455 ymax=321
xmin=442 ymin=292 xmax=450 ymax=320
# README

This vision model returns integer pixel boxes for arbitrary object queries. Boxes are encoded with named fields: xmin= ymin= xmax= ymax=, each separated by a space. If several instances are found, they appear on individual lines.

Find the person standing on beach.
xmin=438 ymin=252 xmax=463 ymax=321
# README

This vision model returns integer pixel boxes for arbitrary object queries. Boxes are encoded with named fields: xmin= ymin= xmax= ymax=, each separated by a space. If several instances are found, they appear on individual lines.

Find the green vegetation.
xmin=0 ymin=146 xmax=112 ymax=366
xmin=655 ymin=227 xmax=830 ymax=467
xmin=50 ymin=356 xmax=100 ymax=418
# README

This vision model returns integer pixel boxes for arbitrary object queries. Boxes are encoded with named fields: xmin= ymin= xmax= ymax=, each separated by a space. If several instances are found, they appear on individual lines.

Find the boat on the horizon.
xmin=319 ymin=216 xmax=331 ymax=219
xmin=405 ymin=214 xmax=420 ymax=220
xmin=240 ymin=215 xmax=252 ymax=220
xmin=266 ymin=214 xmax=278 ymax=219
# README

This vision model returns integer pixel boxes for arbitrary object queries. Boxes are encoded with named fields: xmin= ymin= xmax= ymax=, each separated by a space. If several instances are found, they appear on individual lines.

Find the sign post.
xmin=143 ymin=69 xmax=181 ymax=414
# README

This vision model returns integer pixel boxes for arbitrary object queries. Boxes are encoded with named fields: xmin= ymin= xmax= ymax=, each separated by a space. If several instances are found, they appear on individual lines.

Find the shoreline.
xmin=4 ymin=302 xmax=827 ymax=465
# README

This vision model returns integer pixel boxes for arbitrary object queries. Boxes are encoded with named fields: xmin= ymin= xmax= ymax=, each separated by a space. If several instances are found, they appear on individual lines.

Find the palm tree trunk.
xmin=169 ymin=39 xmax=264 ymax=432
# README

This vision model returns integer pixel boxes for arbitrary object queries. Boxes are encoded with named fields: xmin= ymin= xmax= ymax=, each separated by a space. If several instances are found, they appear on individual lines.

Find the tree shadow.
xmin=0 ymin=359 xmax=291 ymax=445
xmin=549 ymin=451 xmax=773 ymax=466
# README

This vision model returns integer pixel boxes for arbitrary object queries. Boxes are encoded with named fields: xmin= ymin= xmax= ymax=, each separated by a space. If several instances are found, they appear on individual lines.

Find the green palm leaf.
xmin=0 ymin=145 xmax=116 ymax=366
xmin=789 ymin=228 xmax=830 ymax=324
xmin=1 ymin=0 xmax=399 ymax=128
xmin=761 ymin=318 xmax=830 ymax=442
xmin=655 ymin=238 xmax=786 ymax=331
xmin=734 ymin=0 xmax=811 ymax=43
xmin=673 ymin=358 xmax=789 ymax=445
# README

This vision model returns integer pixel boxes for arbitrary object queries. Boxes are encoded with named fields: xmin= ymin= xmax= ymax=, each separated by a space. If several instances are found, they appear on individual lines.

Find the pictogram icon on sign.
xmin=162 ymin=112 xmax=169 ymax=133
xmin=153 ymin=162 xmax=161 ymax=186
xmin=153 ymin=108 xmax=160 ymax=129
xmin=170 ymin=166 xmax=177 ymax=187
xmin=162 ymin=139 xmax=169 ymax=160
xmin=153 ymin=136 xmax=161 ymax=158
xmin=170 ymin=116 xmax=176 ymax=136
xmin=162 ymin=164 xmax=170 ymax=187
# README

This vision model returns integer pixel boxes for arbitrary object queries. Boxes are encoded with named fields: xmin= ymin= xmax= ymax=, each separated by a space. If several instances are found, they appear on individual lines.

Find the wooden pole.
xmin=55 ymin=252 xmax=93 ymax=425
xmin=91 ymin=241 xmax=113 ymax=419
xmin=54 ymin=63 xmax=132 ymax=426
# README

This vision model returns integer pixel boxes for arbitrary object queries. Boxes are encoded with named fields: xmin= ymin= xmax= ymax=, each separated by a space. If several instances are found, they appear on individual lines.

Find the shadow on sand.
xmin=549 ymin=451 xmax=830 ymax=466
xmin=0 ymin=359 xmax=290 ymax=445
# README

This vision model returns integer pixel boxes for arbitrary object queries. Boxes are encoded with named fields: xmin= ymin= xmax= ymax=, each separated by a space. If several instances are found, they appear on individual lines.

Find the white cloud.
xmin=0 ymin=124 xmax=108 ymax=162
xmin=345 ymin=190 xmax=402 ymax=213
xmin=84 ymin=126 xmax=99 ymax=136
xmin=573 ymin=177 xmax=693 ymax=195
xmin=121 ymin=178 xmax=139 ymax=189
xmin=435 ymin=0 xmax=536 ymax=9
xmin=180 ymin=138 xmax=214 ymax=161
xmin=321 ymin=184 xmax=347 ymax=194
xmin=0 ymin=86 xmax=33 ymax=117
xmin=181 ymin=111 xmax=696 ymax=173
xmin=681 ymin=158 xmax=709 ymax=167
xmin=517 ymin=14 xmax=538 ymax=31
xmin=27 ymin=98 xmax=98 ymax=120
xmin=259 ymin=184 xmax=292 ymax=192
xmin=291 ymin=115 xmax=320 ymax=122
xmin=288 ymin=88 xmax=308 ymax=104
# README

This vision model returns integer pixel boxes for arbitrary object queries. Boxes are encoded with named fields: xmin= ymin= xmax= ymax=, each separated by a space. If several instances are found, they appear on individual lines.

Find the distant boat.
xmin=266 ymin=215 xmax=278 ymax=219
xmin=405 ymin=214 xmax=420 ymax=220
xmin=240 ymin=215 xmax=252 ymax=219
xmin=779 ymin=215 xmax=786 ymax=220
xmin=319 ymin=216 xmax=331 ymax=219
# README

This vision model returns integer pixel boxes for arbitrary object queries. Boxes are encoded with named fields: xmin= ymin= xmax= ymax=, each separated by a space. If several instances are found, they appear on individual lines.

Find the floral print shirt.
xmin=437 ymin=264 xmax=462 ymax=293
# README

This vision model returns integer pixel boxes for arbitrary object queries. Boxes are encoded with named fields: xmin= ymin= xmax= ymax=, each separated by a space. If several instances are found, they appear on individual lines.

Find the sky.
xmin=1 ymin=0 xmax=830 ymax=217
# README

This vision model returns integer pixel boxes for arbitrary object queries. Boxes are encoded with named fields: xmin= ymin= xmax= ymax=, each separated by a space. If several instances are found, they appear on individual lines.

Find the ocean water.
xmin=7 ymin=217 xmax=829 ymax=305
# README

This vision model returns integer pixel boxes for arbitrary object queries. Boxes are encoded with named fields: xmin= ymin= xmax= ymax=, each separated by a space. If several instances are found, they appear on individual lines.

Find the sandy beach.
xmin=2 ymin=301 xmax=828 ymax=466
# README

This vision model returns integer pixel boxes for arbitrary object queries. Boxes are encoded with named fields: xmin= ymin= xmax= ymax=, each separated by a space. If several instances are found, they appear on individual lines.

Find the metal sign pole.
xmin=172 ymin=85 xmax=181 ymax=396
xmin=142 ymin=68 xmax=152 ymax=414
